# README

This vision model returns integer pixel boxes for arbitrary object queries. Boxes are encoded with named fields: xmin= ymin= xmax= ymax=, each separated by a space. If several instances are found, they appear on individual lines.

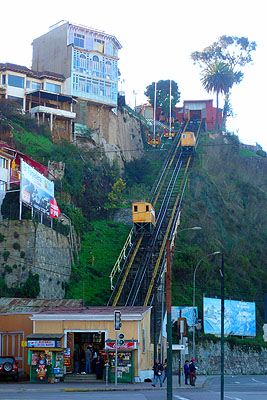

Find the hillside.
xmin=1 ymin=101 xmax=266 ymax=334
xmin=172 ymin=132 xmax=267 ymax=332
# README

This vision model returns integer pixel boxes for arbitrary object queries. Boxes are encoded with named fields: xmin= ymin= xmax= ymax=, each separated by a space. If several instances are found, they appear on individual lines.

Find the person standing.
xmin=189 ymin=358 xmax=197 ymax=386
xmin=73 ymin=347 xmax=80 ymax=374
xmin=85 ymin=345 xmax=92 ymax=374
xmin=183 ymin=360 xmax=189 ymax=385
xmin=152 ymin=359 xmax=164 ymax=387
xmin=95 ymin=354 xmax=104 ymax=380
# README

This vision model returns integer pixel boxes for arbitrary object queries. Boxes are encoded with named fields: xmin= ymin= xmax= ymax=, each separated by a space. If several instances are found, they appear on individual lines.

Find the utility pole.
xmin=166 ymin=240 xmax=172 ymax=400
xmin=220 ymin=253 xmax=225 ymax=400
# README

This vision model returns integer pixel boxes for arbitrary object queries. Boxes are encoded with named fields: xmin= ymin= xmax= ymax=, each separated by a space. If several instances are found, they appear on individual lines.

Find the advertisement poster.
xmin=20 ymin=160 xmax=60 ymax=218
xmin=203 ymin=297 xmax=256 ymax=336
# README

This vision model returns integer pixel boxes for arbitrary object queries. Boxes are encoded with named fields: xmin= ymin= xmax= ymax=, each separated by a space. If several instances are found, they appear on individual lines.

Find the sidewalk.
xmin=0 ymin=375 xmax=208 ymax=392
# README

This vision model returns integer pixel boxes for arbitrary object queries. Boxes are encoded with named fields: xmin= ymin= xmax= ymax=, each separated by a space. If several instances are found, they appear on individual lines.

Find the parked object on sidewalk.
xmin=0 ymin=356 xmax=19 ymax=381
xmin=152 ymin=359 xmax=164 ymax=387
xmin=189 ymin=358 xmax=197 ymax=386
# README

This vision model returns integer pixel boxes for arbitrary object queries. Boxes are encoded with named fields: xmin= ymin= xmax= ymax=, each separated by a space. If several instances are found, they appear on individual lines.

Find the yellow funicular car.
xmin=132 ymin=202 xmax=156 ymax=234
xmin=181 ymin=131 xmax=196 ymax=153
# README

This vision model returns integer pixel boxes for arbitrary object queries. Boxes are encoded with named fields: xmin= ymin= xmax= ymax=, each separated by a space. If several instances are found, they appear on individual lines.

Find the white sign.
xmin=27 ymin=340 xmax=56 ymax=348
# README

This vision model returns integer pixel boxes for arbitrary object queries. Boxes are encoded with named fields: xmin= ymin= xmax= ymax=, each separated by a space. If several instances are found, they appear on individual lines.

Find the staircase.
xmin=64 ymin=373 xmax=103 ymax=383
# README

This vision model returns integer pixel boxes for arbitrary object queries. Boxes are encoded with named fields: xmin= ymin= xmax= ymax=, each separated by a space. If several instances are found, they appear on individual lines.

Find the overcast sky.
xmin=1 ymin=0 xmax=266 ymax=150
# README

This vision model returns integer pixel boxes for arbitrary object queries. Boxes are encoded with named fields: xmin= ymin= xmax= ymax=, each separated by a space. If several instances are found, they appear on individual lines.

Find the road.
xmin=0 ymin=375 xmax=266 ymax=400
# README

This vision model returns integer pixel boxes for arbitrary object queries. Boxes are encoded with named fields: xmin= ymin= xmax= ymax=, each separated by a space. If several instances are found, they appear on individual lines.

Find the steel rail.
xmin=144 ymin=156 xmax=192 ymax=306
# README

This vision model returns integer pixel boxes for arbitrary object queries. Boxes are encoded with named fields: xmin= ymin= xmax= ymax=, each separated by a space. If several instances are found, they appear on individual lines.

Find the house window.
xmin=74 ymin=33 xmax=85 ymax=48
xmin=2 ymin=75 xmax=6 ymax=85
xmin=146 ymin=205 xmax=149 ymax=212
xmin=0 ymin=157 xmax=8 ymax=169
xmin=182 ymin=134 xmax=186 ymax=139
xmin=26 ymin=80 xmax=31 ymax=89
xmin=32 ymin=81 xmax=41 ymax=90
xmin=94 ymin=38 xmax=105 ymax=53
xmin=134 ymin=205 xmax=138 ymax=212
xmin=8 ymin=74 xmax=24 ymax=88
xmin=105 ymin=61 xmax=112 ymax=78
xmin=0 ymin=180 xmax=6 ymax=191
xmin=92 ymin=56 xmax=100 ymax=76
xmin=46 ymin=82 xmax=61 ymax=93
xmin=7 ymin=96 xmax=23 ymax=107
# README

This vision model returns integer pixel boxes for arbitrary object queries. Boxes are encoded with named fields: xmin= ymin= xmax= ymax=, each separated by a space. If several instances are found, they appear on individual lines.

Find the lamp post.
xmin=166 ymin=226 xmax=201 ymax=400
xmin=192 ymin=251 xmax=221 ymax=359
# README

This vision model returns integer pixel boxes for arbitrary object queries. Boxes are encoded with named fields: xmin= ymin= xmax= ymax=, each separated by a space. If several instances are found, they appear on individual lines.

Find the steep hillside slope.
xmin=172 ymin=132 xmax=267 ymax=331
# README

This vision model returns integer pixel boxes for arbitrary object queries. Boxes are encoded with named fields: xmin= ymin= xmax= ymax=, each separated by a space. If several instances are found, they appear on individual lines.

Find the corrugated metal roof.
xmin=35 ymin=306 xmax=151 ymax=315
xmin=0 ymin=298 xmax=83 ymax=314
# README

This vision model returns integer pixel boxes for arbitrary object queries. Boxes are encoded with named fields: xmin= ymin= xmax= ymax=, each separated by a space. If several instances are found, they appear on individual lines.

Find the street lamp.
xmin=166 ymin=226 xmax=202 ymax=400
xmin=192 ymin=251 xmax=221 ymax=359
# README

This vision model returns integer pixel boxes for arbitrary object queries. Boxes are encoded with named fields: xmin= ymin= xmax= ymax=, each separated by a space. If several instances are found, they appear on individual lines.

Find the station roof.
xmin=31 ymin=306 xmax=151 ymax=321
xmin=0 ymin=298 xmax=83 ymax=314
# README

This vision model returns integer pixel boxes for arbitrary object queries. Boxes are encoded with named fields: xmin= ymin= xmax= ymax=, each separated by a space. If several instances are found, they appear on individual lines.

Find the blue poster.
xmin=203 ymin=297 xmax=256 ymax=336
xmin=171 ymin=306 xmax=198 ymax=327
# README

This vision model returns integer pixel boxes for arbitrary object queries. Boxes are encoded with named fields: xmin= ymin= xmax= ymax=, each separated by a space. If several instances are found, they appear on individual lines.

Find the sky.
xmin=1 ymin=0 xmax=266 ymax=150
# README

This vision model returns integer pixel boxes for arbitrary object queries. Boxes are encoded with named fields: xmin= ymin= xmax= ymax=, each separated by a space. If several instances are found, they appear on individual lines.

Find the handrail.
xmin=112 ymin=233 xmax=144 ymax=306
xmin=109 ymin=227 xmax=133 ymax=290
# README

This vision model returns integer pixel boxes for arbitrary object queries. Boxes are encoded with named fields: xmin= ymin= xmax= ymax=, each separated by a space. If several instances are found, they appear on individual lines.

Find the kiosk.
xmin=26 ymin=334 xmax=64 ymax=383
xmin=105 ymin=340 xmax=137 ymax=383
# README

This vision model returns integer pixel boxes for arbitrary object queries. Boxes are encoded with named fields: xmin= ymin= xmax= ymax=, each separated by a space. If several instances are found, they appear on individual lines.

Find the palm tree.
xmin=201 ymin=61 xmax=236 ymax=129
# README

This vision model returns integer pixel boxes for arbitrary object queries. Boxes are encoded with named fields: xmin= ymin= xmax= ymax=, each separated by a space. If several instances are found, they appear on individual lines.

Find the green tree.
xmin=201 ymin=61 xmax=236 ymax=128
xmin=191 ymin=35 xmax=256 ymax=127
xmin=144 ymin=80 xmax=181 ymax=118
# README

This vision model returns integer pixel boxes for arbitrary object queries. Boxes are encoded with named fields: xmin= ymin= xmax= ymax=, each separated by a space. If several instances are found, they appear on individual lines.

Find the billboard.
xmin=203 ymin=297 xmax=256 ymax=336
xmin=162 ymin=306 xmax=198 ymax=338
xmin=20 ymin=160 xmax=55 ymax=217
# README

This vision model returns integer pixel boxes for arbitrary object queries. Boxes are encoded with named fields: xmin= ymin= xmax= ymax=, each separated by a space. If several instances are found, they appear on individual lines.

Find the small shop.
xmin=30 ymin=306 xmax=154 ymax=382
xmin=105 ymin=340 xmax=137 ymax=383
xmin=26 ymin=334 xmax=64 ymax=383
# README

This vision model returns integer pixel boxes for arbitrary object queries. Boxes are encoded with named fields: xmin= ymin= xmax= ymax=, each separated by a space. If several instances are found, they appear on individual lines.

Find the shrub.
xmin=20 ymin=251 xmax=26 ymax=258
xmin=13 ymin=242 xmax=21 ymax=251
xmin=5 ymin=265 xmax=12 ymax=274
xmin=0 ymin=233 xmax=4 ymax=242
xmin=13 ymin=232 xmax=19 ymax=239
xmin=3 ymin=251 xmax=10 ymax=261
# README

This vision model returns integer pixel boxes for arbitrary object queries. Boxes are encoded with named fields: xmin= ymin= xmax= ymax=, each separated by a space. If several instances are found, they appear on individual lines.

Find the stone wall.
xmin=173 ymin=341 xmax=267 ymax=375
xmin=0 ymin=220 xmax=72 ymax=299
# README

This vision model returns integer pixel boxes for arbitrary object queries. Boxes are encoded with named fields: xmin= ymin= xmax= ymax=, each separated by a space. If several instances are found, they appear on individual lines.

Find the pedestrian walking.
xmin=163 ymin=358 xmax=167 ymax=383
xmin=152 ymin=359 xmax=164 ymax=387
xmin=183 ymin=359 xmax=189 ymax=385
xmin=189 ymin=358 xmax=197 ymax=386
xmin=85 ymin=345 xmax=92 ymax=374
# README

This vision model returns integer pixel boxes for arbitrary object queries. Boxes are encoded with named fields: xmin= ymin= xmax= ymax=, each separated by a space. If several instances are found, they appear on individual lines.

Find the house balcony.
xmin=30 ymin=105 xmax=76 ymax=120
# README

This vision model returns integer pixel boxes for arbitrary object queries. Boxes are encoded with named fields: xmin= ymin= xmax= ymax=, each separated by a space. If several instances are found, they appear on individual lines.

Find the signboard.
xmin=21 ymin=341 xmax=27 ymax=347
xmin=171 ymin=306 xmax=198 ymax=327
xmin=105 ymin=341 xmax=138 ymax=350
xmin=20 ymin=160 xmax=54 ymax=216
xmin=27 ymin=339 xmax=61 ymax=348
xmin=203 ymin=297 xmax=256 ymax=336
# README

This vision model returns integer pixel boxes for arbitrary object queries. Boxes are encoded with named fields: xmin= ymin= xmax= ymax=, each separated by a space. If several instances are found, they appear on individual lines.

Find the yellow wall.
xmin=0 ymin=314 xmax=33 ymax=374
xmin=34 ymin=309 xmax=153 ymax=378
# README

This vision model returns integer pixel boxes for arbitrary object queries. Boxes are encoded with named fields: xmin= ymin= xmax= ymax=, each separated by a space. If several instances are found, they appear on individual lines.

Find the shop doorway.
xmin=66 ymin=331 xmax=106 ymax=374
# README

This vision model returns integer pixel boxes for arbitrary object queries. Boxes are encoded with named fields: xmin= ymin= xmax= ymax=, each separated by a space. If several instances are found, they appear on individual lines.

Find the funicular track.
xmin=107 ymin=119 xmax=204 ymax=308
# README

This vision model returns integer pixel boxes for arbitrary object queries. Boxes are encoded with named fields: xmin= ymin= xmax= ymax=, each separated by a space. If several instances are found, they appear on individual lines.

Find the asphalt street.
xmin=0 ymin=375 xmax=266 ymax=400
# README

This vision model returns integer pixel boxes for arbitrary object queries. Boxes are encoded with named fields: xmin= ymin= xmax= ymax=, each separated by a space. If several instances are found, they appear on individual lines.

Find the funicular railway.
xmin=107 ymin=118 xmax=204 ymax=310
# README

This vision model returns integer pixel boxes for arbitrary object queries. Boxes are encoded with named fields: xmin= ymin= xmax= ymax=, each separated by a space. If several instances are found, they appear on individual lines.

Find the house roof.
xmin=0 ymin=63 xmax=65 ymax=81
xmin=0 ymin=298 xmax=83 ymax=314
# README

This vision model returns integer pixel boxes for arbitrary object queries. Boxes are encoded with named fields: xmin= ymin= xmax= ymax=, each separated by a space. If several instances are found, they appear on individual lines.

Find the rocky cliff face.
xmin=76 ymin=105 xmax=145 ymax=169
xmin=0 ymin=220 xmax=72 ymax=299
